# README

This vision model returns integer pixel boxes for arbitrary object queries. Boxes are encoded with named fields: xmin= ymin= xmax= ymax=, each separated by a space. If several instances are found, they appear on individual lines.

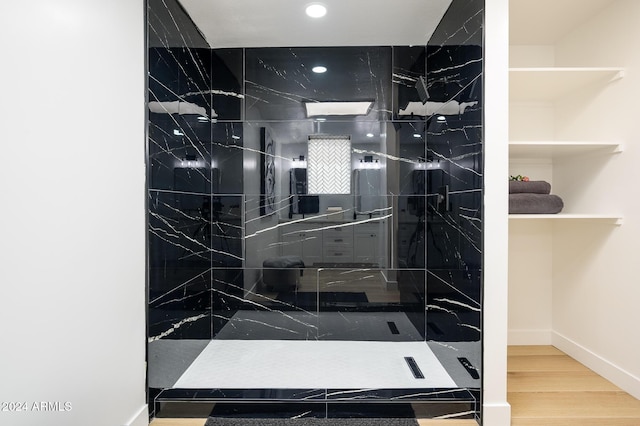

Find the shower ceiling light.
xmin=304 ymin=101 xmax=373 ymax=117
xmin=312 ymin=65 xmax=327 ymax=73
xmin=306 ymin=3 xmax=327 ymax=18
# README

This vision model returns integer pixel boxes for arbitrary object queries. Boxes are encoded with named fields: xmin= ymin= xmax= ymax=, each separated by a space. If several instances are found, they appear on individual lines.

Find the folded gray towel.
xmin=509 ymin=193 xmax=564 ymax=214
xmin=509 ymin=180 xmax=551 ymax=194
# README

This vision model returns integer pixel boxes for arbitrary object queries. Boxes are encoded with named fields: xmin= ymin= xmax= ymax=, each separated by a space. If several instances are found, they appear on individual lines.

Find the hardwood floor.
xmin=508 ymin=345 xmax=640 ymax=425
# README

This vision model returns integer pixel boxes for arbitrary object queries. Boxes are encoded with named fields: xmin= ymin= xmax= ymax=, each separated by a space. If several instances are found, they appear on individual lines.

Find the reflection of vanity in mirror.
xmin=147 ymin=0 xmax=484 ymax=419
xmin=241 ymin=126 xmax=398 ymax=317
xmin=277 ymin=129 xmax=389 ymax=268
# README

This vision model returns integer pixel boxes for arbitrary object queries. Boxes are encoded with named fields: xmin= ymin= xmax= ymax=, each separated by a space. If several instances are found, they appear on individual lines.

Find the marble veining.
xmin=147 ymin=0 xmax=484 ymax=420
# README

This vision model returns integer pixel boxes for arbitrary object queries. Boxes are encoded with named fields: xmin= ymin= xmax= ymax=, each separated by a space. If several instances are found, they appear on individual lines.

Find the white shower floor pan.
xmin=173 ymin=340 xmax=456 ymax=389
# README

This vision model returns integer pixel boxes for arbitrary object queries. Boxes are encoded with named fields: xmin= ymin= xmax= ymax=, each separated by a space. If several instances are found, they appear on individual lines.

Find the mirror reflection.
xmin=147 ymin=0 xmax=483 ymax=420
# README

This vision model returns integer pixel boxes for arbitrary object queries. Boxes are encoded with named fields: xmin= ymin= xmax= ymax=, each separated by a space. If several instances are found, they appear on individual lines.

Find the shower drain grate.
xmin=387 ymin=321 xmax=400 ymax=335
xmin=404 ymin=356 xmax=425 ymax=379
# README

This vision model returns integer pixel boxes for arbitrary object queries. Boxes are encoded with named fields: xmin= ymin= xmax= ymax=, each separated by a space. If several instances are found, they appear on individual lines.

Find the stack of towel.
xmin=509 ymin=180 xmax=564 ymax=214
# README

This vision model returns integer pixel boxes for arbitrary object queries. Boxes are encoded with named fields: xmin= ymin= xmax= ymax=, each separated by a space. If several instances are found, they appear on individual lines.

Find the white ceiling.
xmin=510 ymin=0 xmax=615 ymax=45
xmin=179 ymin=0 xmax=453 ymax=48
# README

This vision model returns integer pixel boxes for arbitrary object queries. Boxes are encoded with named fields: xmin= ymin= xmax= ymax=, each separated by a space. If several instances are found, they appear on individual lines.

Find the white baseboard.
xmin=123 ymin=404 xmax=148 ymax=426
xmin=507 ymin=328 xmax=552 ymax=345
xmin=552 ymin=331 xmax=640 ymax=400
xmin=482 ymin=402 xmax=512 ymax=426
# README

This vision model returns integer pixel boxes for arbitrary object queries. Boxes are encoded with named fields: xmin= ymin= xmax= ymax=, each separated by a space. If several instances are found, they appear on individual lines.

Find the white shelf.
xmin=509 ymin=141 xmax=621 ymax=159
xmin=510 ymin=67 xmax=624 ymax=101
xmin=509 ymin=213 xmax=622 ymax=225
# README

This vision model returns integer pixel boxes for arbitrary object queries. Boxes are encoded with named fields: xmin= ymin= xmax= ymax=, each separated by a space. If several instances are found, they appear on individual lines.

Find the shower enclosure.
xmin=147 ymin=0 xmax=484 ymax=421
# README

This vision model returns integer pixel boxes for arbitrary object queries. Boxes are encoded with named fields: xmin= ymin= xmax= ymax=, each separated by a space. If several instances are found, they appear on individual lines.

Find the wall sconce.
xmin=175 ymin=153 xmax=205 ymax=169
xmin=291 ymin=155 xmax=307 ymax=169
xmin=414 ymin=155 xmax=440 ymax=170
xmin=358 ymin=156 xmax=381 ymax=170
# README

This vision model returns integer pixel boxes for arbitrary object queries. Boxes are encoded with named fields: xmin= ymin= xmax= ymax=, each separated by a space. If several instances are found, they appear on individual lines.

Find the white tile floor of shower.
xmin=173 ymin=340 xmax=457 ymax=389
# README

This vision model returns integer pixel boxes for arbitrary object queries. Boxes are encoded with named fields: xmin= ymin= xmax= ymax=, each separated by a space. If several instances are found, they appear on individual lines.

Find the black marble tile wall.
xmin=393 ymin=46 xmax=427 ymax=120
xmin=147 ymin=0 xmax=484 ymax=419
xmin=147 ymin=0 xmax=215 ymax=347
xmin=245 ymin=47 xmax=392 ymax=121
xmin=211 ymin=49 xmax=243 ymax=121
xmin=422 ymin=3 xmax=483 ymax=420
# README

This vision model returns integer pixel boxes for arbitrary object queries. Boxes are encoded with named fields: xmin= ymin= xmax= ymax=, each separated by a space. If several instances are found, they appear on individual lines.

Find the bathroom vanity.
xmin=279 ymin=219 xmax=387 ymax=267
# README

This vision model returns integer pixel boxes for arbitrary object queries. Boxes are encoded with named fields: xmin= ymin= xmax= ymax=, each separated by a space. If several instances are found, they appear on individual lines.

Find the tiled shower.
xmin=147 ymin=0 xmax=484 ymax=421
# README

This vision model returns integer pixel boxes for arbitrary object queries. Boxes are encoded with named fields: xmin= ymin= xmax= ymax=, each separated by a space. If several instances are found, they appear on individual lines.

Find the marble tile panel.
xmin=148 ymin=271 xmax=211 ymax=341
xmin=426 ymin=269 xmax=481 ymax=342
xmin=212 ymin=123 xmax=243 ymax=194
xmin=393 ymin=46 xmax=427 ymax=120
xmin=148 ymin=114 xmax=212 ymax=192
xmin=245 ymin=47 xmax=392 ymax=121
xmin=426 ymin=192 xmax=482 ymax=270
xmin=147 ymin=0 xmax=209 ymax=49
xmin=211 ymin=48 xmax=244 ymax=121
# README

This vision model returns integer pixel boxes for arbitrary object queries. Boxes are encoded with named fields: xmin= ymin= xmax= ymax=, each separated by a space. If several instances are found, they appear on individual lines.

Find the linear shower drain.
xmin=404 ymin=356 xmax=425 ymax=379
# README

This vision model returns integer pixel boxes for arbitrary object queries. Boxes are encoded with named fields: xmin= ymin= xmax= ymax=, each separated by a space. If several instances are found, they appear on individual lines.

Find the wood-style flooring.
xmin=508 ymin=345 xmax=640 ymax=425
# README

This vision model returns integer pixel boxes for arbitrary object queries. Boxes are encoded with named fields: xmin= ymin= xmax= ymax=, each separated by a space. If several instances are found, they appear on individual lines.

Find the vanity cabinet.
xmin=279 ymin=220 xmax=386 ymax=266
xmin=353 ymin=223 xmax=380 ymax=264
xmin=280 ymin=225 xmax=323 ymax=266
xmin=322 ymin=227 xmax=354 ymax=263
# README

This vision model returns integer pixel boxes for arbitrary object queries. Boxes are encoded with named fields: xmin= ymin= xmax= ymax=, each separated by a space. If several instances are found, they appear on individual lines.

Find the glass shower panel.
xmin=147 ymin=0 xmax=484 ymax=420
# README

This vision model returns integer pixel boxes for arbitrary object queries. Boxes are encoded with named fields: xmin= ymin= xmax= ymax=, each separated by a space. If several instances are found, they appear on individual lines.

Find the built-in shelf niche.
xmin=508 ymin=213 xmax=622 ymax=225
xmin=509 ymin=67 xmax=625 ymax=101
xmin=509 ymin=141 xmax=622 ymax=159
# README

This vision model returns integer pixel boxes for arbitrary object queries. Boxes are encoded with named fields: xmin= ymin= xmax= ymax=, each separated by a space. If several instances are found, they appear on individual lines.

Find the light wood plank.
xmin=508 ymin=346 xmax=640 ymax=424
xmin=509 ymin=391 xmax=640 ymax=418
xmin=508 ymin=371 xmax=622 ymax=392
xmin=512 ymin=419 xmax=640 ymax=426
xmin=507 ymin=345 xmax=565 ymax=357
xmin=508 ymin=354 xmax=591 ymax=372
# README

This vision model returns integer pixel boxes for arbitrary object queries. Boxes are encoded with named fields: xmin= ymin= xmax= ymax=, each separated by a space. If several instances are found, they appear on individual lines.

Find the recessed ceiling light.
xmin=304 ymin=101 xmax=373 ymax=117
xmin=366 ymin=133 xmax=374 ymax=138
xmin=312 ymin=66 xmax=327 ymax=73
xmin=316 ymin=118 xmax=327 ymax=122
xmin=413 ymin=133 xmax=421 ymax=138
xmin=306 ymin=3 xmax=327 ymax=18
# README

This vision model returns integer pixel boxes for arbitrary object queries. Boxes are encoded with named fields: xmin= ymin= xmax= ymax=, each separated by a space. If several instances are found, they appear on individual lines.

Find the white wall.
xmin=0 ymin=1 xmax=147 ymax=426
xmin=483 ymin=0 xmax=511 ymax=424
xmin=551 ymin=0 xmax=640 ymax=399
